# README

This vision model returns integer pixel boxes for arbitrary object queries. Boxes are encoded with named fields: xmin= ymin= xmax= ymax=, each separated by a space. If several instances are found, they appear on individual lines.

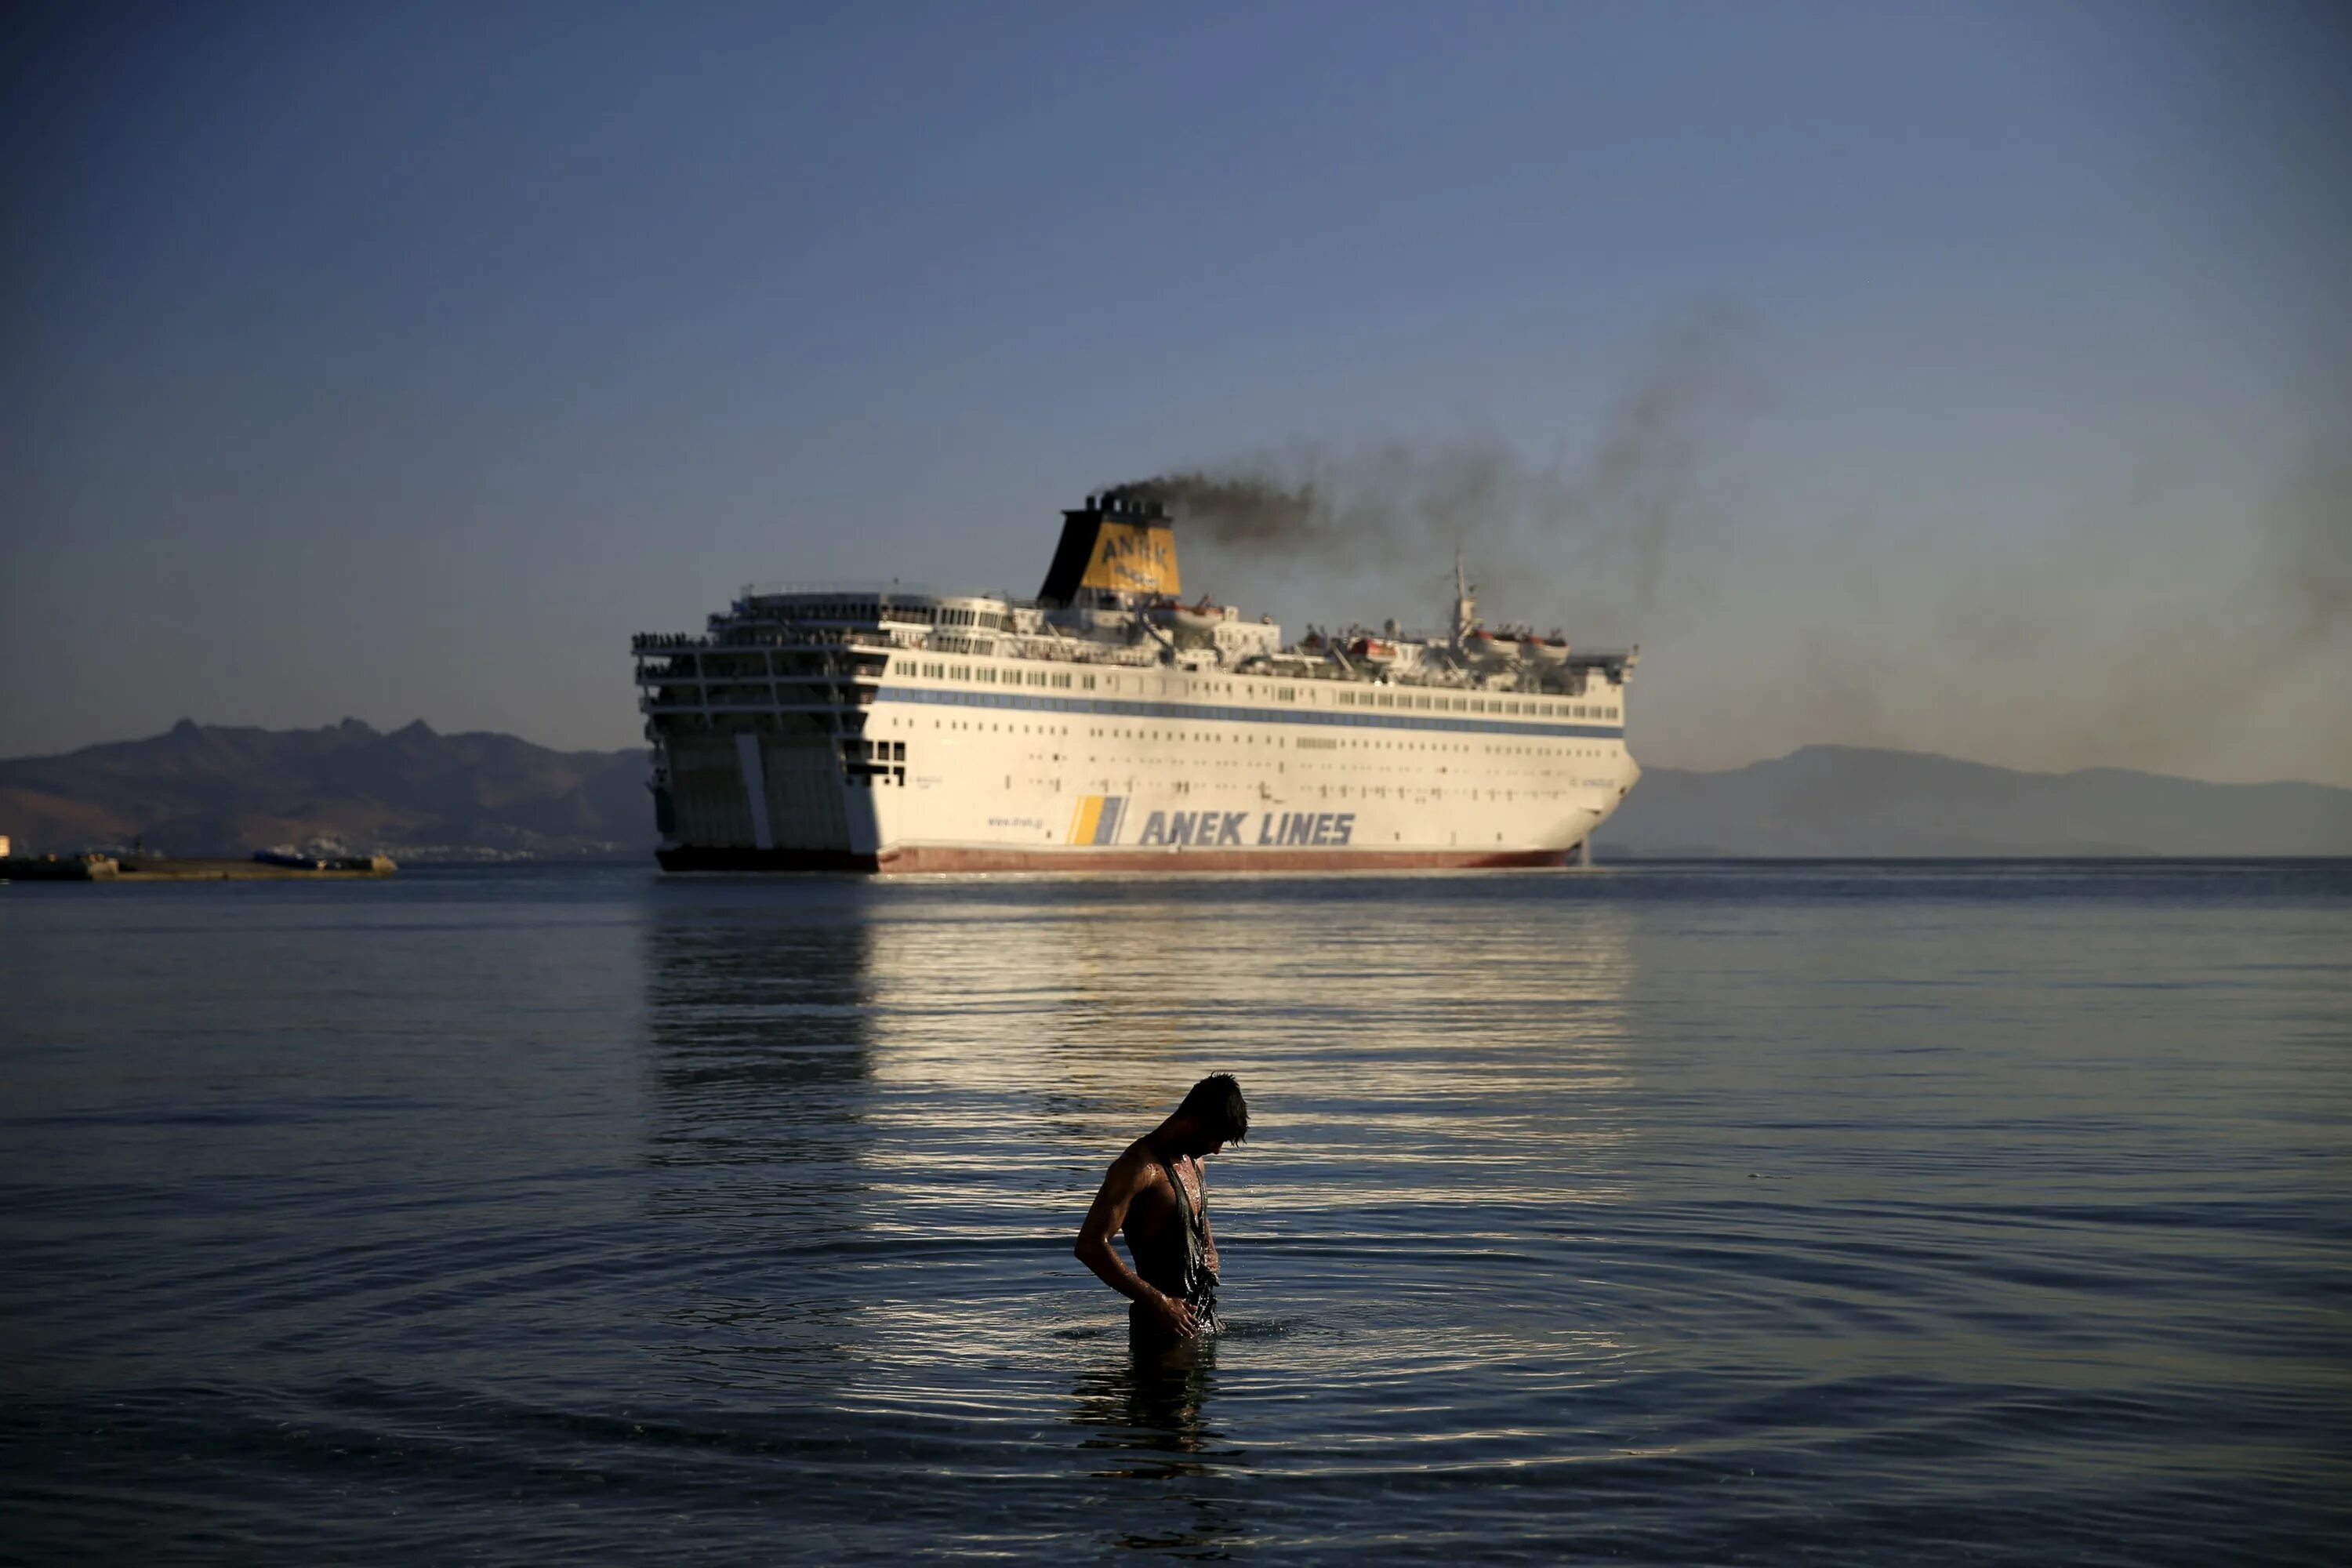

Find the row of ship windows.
xmin=1083 ymin=727 xmax=1607 ymax=754
xmin=872 ymin=714 xmax=1612 ymax=768
xmin=1336 ymin=688 xmax=1618 ymax=720
xmin=789 ymin=602 xmax=1007 ymax=631
xmin=906 ymin=661 xmax=1087 ymax=690
xmin=887 ymin=656 xmax=1617 ymax=720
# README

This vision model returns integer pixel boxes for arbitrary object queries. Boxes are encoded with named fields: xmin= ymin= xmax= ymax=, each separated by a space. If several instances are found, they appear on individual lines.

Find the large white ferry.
xmin=632 ymin=493 xmax=1639 ymax=872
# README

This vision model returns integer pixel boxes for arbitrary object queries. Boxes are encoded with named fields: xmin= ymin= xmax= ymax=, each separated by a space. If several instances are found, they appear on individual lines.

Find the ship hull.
xmin=658 ymin=844 xmax=1577 ymax=875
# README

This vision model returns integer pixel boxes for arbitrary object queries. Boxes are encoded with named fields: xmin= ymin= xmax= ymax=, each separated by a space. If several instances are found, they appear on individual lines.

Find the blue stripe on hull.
xmin=874 ymin=684 xmax=1624 ymax=741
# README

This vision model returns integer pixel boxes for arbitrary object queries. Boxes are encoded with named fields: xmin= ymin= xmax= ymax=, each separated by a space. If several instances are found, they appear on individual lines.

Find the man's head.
xmin=1171 ymin=1073 xmax=1249 ymax=1156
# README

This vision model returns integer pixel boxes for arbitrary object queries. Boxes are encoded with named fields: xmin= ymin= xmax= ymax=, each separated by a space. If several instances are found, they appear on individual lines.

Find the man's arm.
xmin=1074 ymin=1151 xmax=1200 ymax=1338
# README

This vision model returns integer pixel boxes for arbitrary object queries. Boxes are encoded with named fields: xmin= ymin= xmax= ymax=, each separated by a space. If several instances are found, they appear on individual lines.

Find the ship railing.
xmin=639 ymin=629 xmax=1626 ymax=688
xmin=739 ymin=579 xmax=1000 ymax=601
xmin=634 ymin=630 xmax=919 ymax=659
xmin=967 ymin=633 xmax=1159 ymax=667
xmin=711 ymin=627 xmax=898 ymax=651
xmin=638 ymin=667 xmax=858 ymax=684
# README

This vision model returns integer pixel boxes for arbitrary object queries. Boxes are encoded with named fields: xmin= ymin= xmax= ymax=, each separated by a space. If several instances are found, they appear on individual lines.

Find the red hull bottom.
xmin=657 ymin=844 xmax=1574 ymax=874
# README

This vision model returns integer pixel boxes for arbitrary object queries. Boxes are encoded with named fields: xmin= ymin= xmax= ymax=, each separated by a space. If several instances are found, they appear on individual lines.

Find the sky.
xmin=5 ymin=1 xmax=2347 ymax=782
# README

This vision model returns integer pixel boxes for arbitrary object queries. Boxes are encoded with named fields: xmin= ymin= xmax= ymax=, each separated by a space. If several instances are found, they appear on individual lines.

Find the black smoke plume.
xmin=1100 ymin=302 xmax=1762 ymax=627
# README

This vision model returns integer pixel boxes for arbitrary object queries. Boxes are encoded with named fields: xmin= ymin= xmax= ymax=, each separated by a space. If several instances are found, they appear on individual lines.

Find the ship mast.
xmin=1451 ymin=554 xmax=1478 ymax=648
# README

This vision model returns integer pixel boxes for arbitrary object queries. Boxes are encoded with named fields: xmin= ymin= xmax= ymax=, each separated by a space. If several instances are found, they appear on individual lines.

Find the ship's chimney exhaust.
xmin=1038 ymin=491 xmax=1183 ymax=605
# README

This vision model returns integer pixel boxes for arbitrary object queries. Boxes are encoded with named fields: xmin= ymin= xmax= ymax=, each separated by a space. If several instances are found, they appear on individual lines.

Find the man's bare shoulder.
xmin=1078 ymin=1139 xmax=1167 ymax=1242
xmin=1102 ymin=1138 xmax=1177 ymax=1201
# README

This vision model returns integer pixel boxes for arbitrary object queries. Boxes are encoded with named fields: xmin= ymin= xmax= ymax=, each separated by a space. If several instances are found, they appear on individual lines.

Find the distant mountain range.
xmin=1601 ymin=745 xmax=2352 ymax=857
xmin=0 ymin=719 xmax=647 ymax=860
xmin=3 ymin=724 xmax=2347 ymax=860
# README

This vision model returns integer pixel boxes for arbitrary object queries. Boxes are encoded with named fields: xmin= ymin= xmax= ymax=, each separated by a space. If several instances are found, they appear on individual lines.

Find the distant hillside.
xmin=0 ymin=720 xmax=648 ymax=858
xmin=1601 ymin=745 xmax=2352 ymax=857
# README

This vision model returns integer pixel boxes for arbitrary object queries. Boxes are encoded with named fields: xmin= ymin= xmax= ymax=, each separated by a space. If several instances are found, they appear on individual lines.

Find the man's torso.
xmin=1119 ymin=1141 xmax=1212 ymax=1303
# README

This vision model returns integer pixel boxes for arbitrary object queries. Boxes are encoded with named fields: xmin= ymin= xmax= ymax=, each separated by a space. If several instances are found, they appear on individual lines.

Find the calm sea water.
xmin=3 ymin=862 xmax=2347 ymax=1563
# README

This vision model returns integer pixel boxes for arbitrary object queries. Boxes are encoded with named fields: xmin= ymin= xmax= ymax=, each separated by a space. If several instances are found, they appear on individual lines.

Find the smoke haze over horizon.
xmin=4 ymin=3 xmax=2347 ymax=784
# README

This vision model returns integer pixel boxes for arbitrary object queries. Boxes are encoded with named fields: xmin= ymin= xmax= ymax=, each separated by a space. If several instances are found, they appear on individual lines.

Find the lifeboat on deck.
xmin=1170 ymin=596 xmax=1226 ymax=635
xmin=1519 ymin=632 xmax=1570 ymax=667
xmin=1462 ymin=628 xmax=1517 ymax=668
xmin=1147 ymin=595 xmax=1227 ymax=638
xmin=1348 ymin=636 xmax=1400 ymax=669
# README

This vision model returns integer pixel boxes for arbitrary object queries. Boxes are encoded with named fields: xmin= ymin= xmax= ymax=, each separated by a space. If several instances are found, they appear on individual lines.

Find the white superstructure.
xmin=632 ymin=493 xmax=1639 ymax=873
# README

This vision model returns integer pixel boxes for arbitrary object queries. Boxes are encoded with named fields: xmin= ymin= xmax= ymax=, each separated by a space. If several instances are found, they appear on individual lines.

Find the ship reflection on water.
xmin=639 ymin=898 xmax=882 ymax=1387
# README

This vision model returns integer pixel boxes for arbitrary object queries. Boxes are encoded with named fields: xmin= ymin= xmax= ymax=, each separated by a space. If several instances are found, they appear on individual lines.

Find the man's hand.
xmin=1143 ymin=1290 xmax=1200 ymax=1339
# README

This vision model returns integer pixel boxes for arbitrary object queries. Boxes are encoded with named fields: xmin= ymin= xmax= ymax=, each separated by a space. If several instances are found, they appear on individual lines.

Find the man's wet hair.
xmin=1176 ymin=1073 xmax=1249 ymax=1144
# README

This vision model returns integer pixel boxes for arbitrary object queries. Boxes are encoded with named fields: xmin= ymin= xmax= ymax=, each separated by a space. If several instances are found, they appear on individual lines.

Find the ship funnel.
xmin=1039 ymin=493 xmax=1182 ymax=604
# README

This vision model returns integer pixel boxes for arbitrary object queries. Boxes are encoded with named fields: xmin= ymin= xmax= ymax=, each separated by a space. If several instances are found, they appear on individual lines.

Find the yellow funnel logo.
xmin=1080 ymin=521 xmax=1180 ymax=595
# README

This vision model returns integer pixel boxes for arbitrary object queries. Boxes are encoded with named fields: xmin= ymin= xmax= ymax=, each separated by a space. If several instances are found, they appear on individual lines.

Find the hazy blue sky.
xmin=5 ymin=2 xmax=2347 ymax=781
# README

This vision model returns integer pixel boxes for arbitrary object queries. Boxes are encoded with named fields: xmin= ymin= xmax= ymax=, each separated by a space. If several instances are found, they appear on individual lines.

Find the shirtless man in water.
xmin=1074 ymin=1074 xmax=1249 ymax=1342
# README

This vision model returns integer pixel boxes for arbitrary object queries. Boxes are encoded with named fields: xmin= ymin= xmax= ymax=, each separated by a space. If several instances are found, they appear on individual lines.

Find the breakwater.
xmin=1 ymin=854 xmax=396 ymax=882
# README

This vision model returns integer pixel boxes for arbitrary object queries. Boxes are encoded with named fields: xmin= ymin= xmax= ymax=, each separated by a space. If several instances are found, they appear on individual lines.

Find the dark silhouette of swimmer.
xmin=1075 ymin=1074 xmax=1248 ymax=1342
